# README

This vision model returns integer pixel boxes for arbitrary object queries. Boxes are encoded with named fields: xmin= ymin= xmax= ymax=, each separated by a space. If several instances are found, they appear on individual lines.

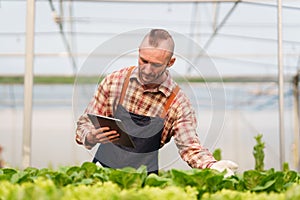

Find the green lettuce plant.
xmin=253 ymin=134 xmax=265 ymax=171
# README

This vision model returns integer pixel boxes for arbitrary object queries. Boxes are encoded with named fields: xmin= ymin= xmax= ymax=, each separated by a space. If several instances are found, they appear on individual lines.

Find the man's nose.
xmin=143 ymin=63 xmax=153 ymax=73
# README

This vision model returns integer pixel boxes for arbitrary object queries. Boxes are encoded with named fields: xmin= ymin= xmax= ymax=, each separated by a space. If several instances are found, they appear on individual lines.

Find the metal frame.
xmin=22 ymin=0 xmax=35 ymax=169
xmin=20 ymin=0 xmax=296 ymax=169
xmin=277 ymin=0 xmax=285 ymax=169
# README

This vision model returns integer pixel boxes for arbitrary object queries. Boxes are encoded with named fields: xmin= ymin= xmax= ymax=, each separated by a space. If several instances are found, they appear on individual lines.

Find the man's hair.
xmin=143 ymin=29 xmax=175 ymax=54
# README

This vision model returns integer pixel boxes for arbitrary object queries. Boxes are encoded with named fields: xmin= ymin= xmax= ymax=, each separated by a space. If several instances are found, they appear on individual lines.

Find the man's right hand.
xmin=210 ymin=160 xmax=238 ymax=177
xmin=85 ymin=127 xmax=120 ymax=146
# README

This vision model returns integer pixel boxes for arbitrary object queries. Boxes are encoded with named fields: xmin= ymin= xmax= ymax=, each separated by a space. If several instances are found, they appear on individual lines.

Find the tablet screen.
xmin=87 ymin=113 xmax=135 ymax=148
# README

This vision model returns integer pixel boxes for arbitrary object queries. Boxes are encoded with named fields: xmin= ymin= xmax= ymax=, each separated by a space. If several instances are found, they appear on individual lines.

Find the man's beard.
xmin=139 ymin=68 xmax=167 ymax=85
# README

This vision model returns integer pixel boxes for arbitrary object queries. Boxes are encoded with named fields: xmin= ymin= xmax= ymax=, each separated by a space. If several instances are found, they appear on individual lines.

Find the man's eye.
xmin=140 ymin=58 xmax=162 ymax=67
xmin=141 ymin=58 xmax=148 ymax=64
xmin=152 ymin=63 xmax=162 ymax=68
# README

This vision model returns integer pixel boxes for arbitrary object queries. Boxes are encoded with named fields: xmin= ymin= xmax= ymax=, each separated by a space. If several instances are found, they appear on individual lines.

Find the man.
xmin=75 ymin=29 xmax=238 ymax=176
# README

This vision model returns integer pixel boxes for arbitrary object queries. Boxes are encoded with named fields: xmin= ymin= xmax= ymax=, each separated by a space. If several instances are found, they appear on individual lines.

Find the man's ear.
xmin=167 ymin=57 xmax=176 ymax=67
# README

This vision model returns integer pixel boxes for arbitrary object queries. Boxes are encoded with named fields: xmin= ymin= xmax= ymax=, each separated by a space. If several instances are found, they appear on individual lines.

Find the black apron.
xmin=93 ymin=67 xmax=179 ymax=174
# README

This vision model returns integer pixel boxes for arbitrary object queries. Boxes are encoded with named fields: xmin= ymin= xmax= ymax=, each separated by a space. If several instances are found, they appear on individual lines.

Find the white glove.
xmin=210 ymin=160 xmax=238 ymax=177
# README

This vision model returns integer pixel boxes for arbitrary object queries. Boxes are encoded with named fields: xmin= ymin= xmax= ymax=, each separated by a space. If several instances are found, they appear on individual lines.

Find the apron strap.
xmin=119 ymin=66 xmax=136 ymax=105
xmin=118 ymin=66 xmax=180 ymax=118
xmin=160 ymin=85 xmax=180 ymax=118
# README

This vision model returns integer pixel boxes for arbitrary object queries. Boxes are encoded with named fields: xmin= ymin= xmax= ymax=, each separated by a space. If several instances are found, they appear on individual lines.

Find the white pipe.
xmin=292 ymin=75 xmax=299 ymax=170
xmin=277 ymin=0 xmax=285 ymax=169
xmin=22 ymin=0 xmax=35 ymax=169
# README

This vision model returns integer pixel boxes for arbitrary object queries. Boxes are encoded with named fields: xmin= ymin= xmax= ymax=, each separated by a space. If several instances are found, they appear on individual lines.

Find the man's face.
xmin=138 ymin=47 xmax=173 ymax=85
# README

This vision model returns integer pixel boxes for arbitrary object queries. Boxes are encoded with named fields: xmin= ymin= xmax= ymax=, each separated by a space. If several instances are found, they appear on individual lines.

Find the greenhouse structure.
xmin=1 ymin=0 xmax=300 ymax=199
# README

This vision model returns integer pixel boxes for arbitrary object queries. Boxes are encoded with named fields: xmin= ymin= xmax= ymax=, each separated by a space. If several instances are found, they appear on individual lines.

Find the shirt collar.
xmin=130 ymin=66 xmax=175 ymax=97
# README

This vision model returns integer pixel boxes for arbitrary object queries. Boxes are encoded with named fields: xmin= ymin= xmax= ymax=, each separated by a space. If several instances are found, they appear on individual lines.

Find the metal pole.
xmin=187 ymin=1 xmax=239 ymax=74
xmin=212 ymin=2 xmax=220 ymax=32
xmin=292 ymin=74 xmax=299 ymax=170
xmin=22 ymin=0 xmax=35 ymax=169
xmin=186 ymin=2 xmax=198 ymax=75
xmin=68 ymin=0 xmax=77 ymax=75
xmin=277 ymin=0 xmax=285 ymax=169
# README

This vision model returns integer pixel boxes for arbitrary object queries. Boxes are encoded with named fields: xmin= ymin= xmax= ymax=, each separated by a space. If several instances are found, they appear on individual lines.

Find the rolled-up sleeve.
xmin=171 ymin=93 xmax=217 ymax=169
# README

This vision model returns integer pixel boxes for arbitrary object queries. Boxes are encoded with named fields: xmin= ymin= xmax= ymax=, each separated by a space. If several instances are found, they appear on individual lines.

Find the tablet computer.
xmin=87 ymin=113 xmax=135 ymax=148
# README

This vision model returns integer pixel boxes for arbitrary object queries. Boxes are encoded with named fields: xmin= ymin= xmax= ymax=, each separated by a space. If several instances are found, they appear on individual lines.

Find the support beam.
xmin=187 ymin=1 xmax=240 ymax=74
xmin=292 ymin=73 xmax=299 ymax=170
xmin=22 ymin=0 xmax=35 ymax=169
xmin=49 ymin=0 xmax=78 ymax=74
xmin=277 ymin=0 xmax=285 ymax=169
xmin=212 ymin=2 xmax=220 ymax=32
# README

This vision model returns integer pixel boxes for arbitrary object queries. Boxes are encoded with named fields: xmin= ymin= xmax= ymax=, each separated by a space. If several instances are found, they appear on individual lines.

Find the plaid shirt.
xmin=76 ymin=66 xmax=216 ymax=169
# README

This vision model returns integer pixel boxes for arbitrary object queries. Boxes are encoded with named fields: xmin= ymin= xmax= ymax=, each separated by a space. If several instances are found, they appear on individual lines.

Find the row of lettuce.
xmin=1 ymin=162 xmax=300 ymax=199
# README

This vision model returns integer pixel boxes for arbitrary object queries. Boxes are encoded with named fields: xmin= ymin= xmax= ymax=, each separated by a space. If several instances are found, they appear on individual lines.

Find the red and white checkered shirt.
xmin=76 ymin=66 xmax=216 ymax=169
